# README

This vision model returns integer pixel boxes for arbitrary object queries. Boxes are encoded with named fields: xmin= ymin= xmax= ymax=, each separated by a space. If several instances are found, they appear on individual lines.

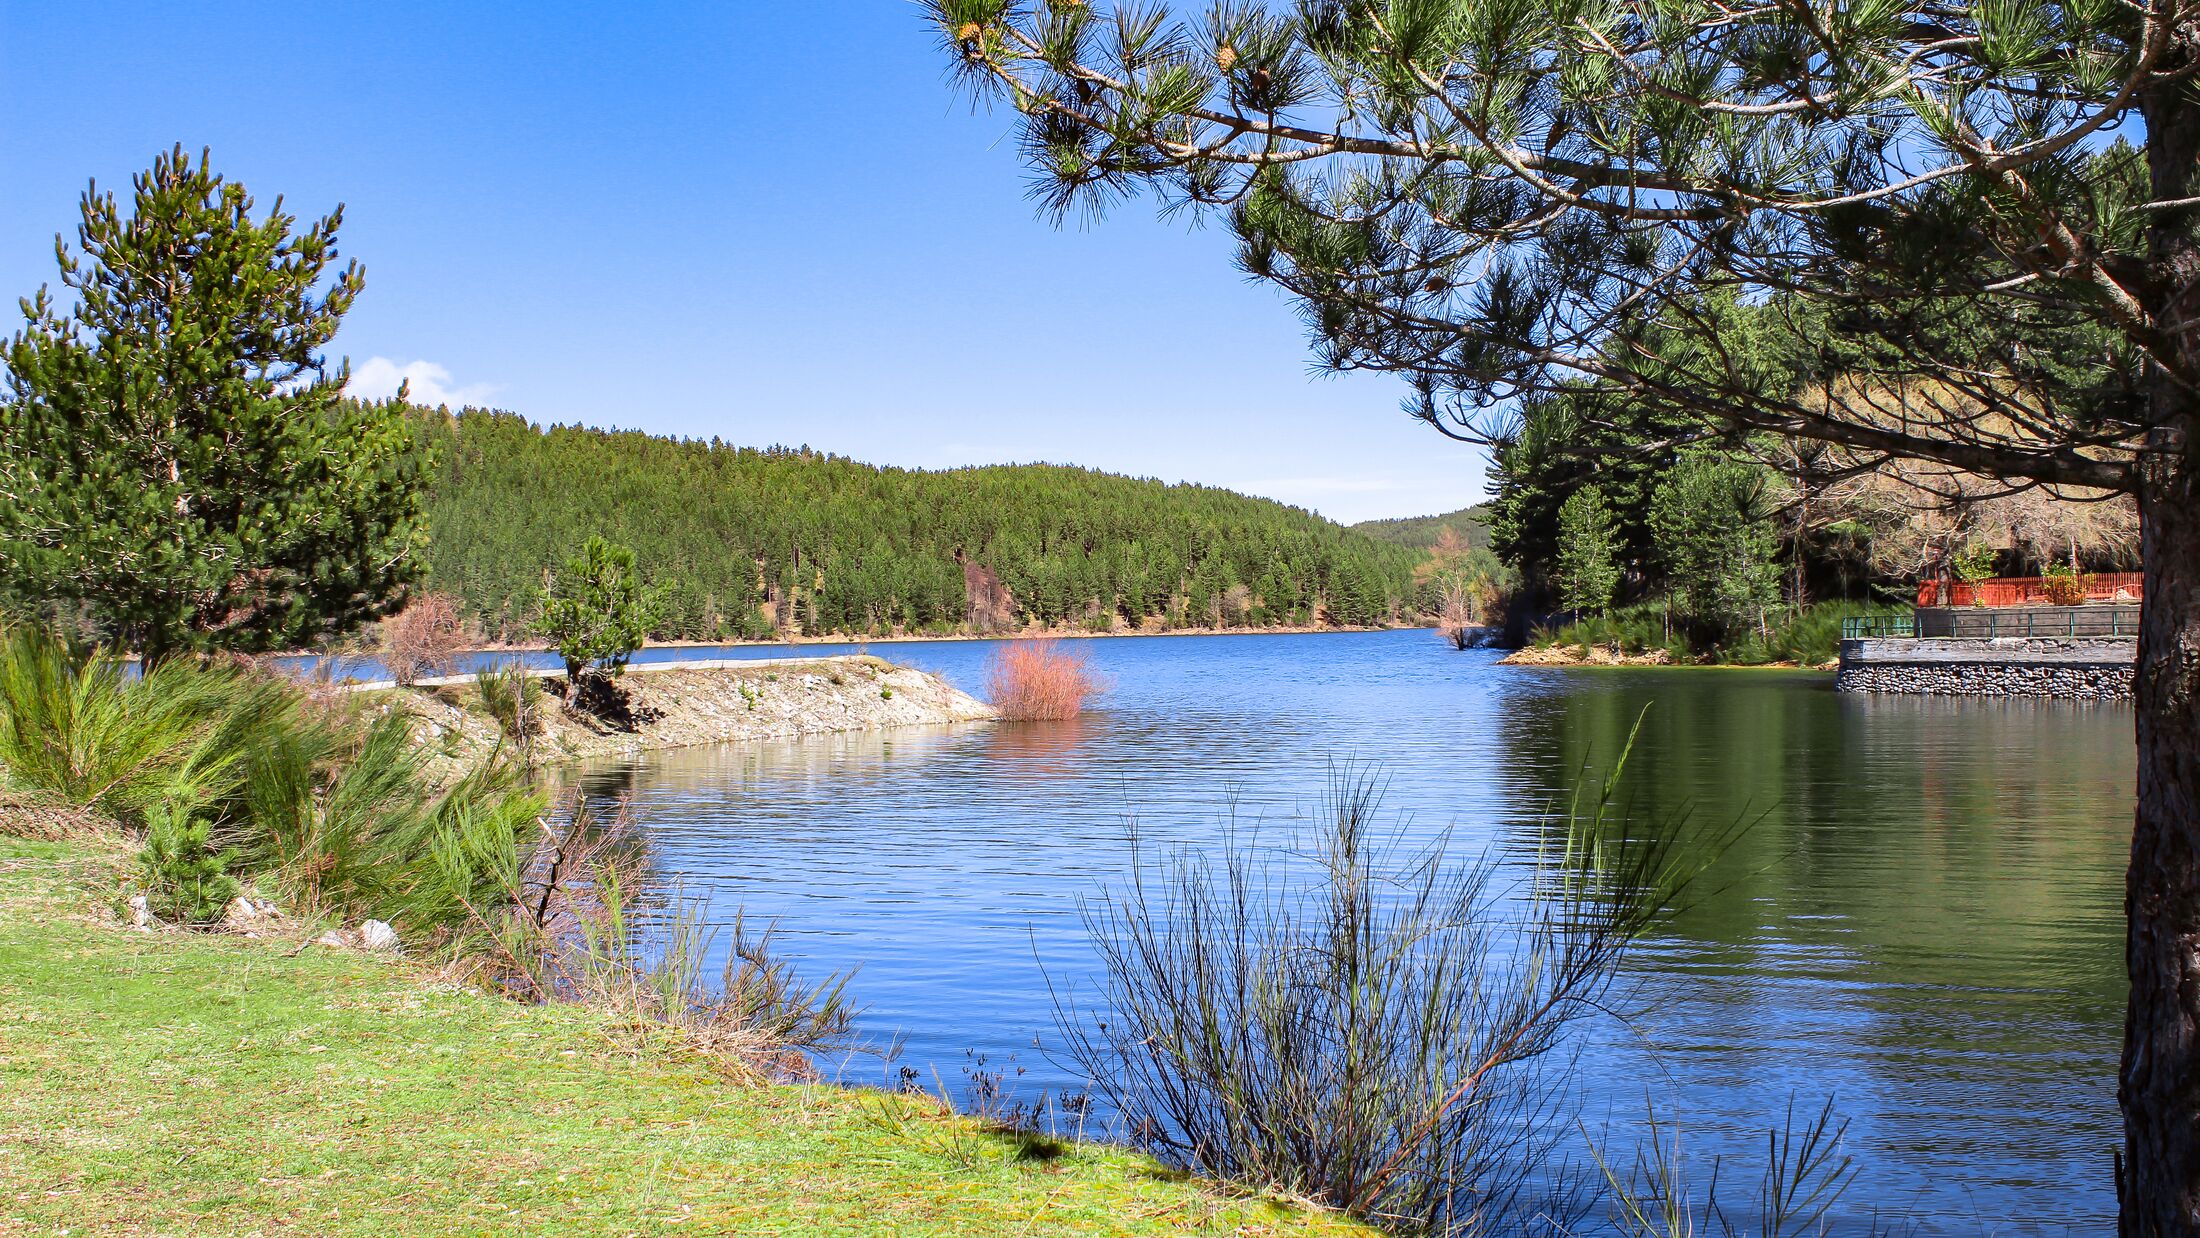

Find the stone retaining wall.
xmin=1835 ymin=636 xmax=2136 ymax=700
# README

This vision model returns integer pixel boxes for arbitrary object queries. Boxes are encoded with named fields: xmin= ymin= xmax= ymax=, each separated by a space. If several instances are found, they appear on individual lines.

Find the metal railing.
xmin=1847 ymin=607 xmax=2142 ymax=642
xmin=1841 ymin=615 xmax=1917 ymax=640
xmin=1939 ymin=608 xmax=2138 ymax=639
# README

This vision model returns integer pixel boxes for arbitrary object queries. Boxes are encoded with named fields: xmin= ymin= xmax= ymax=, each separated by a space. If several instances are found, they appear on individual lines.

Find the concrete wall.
xmin=1836 ymin=636 xmax=2136 ymax=700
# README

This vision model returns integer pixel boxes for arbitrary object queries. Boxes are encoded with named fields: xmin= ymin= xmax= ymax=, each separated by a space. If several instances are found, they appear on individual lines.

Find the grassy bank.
xmin=0 ymin=629 xmax=1360 ymax=1234
xmin=0 ymin=834 xmax=1365 ymax=1236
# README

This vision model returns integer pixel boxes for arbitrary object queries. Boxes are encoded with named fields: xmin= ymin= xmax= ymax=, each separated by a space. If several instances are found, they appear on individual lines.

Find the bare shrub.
xmin=1437 ymin=583 xmax=1478 ymax=650
xmin=1220 ymin=583 xmax=1254 ymax=626
xmin=1057 ymin=736 xmax=1748 ymax=1234
xmin=984 ymin=638 xmax=1099 ymax=720
xmin=467 ymin=795 xmax=859 ymax=1078
xmin=382 ymin=593 xmax=469 ymax=687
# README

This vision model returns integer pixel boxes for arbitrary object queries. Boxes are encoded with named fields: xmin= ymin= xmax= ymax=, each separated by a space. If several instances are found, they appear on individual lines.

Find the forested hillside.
xmin=1349 ymin=506 xmax=1492 ymax=551
xmin=409 ymin=407 xmax=1421 ymax=641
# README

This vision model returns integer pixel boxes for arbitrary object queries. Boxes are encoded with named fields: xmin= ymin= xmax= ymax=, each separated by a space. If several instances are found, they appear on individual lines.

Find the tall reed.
xmin=232 ymin=707 xmax=545 ymax=934
xmin=1589 ymin=1098 xmax=1882 ymax=1237
xmin=0 ymin=624 xmax=544 ymax=938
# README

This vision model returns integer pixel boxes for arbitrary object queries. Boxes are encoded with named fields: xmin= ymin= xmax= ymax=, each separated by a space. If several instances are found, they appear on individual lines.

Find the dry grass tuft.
xmin=984 ymin=639 xmax=1100 ymax=721
xmin=0 ymin=785 xmax=108 ymax=842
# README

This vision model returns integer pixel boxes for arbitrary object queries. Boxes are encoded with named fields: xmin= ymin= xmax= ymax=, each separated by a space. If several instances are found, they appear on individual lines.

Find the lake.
xmin=568 ymin=628 xmax=2129 ymax=1234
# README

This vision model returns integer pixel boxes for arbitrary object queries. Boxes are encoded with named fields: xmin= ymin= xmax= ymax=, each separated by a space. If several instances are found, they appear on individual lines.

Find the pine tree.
xmin=0 ymin=147 xmax=426 ymax=660
xmin=1649 ymin=456 xmax=1783 ymax=641
xmin=535 ymin=535 xmax=659 ymax=685
xmin=1552 ymin=489 xmax=1621 ymax=617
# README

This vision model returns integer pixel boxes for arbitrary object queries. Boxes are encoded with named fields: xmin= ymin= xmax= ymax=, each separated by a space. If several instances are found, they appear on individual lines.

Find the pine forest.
xmin=409 ymin=405 xmax=1424 ymax=642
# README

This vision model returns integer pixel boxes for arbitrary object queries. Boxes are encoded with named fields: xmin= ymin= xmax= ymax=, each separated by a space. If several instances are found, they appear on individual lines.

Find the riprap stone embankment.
xmin=381 ymin=656 xmax=995 ymax=773
xmin=1835 ymin=637 xmax=2135 ymax=700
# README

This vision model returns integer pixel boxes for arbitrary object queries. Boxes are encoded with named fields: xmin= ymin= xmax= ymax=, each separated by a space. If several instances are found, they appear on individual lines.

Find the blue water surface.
xmin=542 ymin=629 xmax=2124 ymax=1234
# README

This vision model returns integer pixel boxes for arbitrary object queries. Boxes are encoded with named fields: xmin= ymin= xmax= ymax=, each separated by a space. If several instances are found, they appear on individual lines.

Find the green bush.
xmin=2042 ymin=562 xmax=2087 ymax=606
xmin=1535 ymin=602 xmax=1687 ymax=659
xmin=139 ymin=801 xmax=241 ymax=924
xmin=0 ymin=625 xmax=544 ymax=939
xmin=0 ymin=626 xmax=289 ymax=823
xmin=1736 ymin=600 xmax=1909 ymax=667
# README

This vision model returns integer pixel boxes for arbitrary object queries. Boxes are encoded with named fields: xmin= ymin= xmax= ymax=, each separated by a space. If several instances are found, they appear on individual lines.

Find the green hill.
xmin=407 ymin=407 xmax=1423 ymax=641
xmin=1347 ymin=505 xmax=1492 ymax=551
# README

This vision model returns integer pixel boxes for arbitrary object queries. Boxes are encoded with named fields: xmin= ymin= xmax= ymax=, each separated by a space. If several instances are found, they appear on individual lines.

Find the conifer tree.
xmin=1649 ymin=456 xmax=1783 ymax=640
xmin=1552 ymin=487 xmax=1620 ymax=617
xmin=535 ymin=535 xmax=659 ymax=686
xmin=0 ymin=147 xmax=424 ymax=661
xmin=406 ymin=411 xmax=1420 ymax=640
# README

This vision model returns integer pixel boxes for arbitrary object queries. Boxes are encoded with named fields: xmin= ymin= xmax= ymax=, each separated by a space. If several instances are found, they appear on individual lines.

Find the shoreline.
xmin=1499 ymin=643 xmax=1835 ymax=672
xmin=646 ymin=621 xmax=1416 ymax=647
xmin=301 ymin=621 xmax=1425 ymax=665
xmin=381 ymin=655 xmax=997 ymax=771
xmin=0 ymin=831 xmax=1368 ymax=1236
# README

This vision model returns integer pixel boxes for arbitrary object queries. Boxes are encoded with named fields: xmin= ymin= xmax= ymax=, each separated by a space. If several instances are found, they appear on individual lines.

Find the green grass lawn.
xmin=0 ymin=838 xmax=1366 ymax=1237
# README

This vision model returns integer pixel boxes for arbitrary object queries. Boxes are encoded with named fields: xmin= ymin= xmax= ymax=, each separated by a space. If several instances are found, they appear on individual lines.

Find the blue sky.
xmin=0 ymin=2 xmax=1490 ymax=524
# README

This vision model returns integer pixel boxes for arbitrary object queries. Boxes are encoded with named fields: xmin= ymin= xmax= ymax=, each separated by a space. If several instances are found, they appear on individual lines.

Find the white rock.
xmin=127 ymin=894 xmax=153 ymax=930
xmin=357 ymin=920 xmax=401 ymax=952
xmin=223 ymin=895 xmax=260 ymax=927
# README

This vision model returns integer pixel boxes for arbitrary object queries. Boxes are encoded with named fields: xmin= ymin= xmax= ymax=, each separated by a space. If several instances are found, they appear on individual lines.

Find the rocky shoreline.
xmin=1501 ymin=644 xmax=1677 ymax=667
xmin=378 ymin=656 xmax=996 ymax=773
xmin=1500 ymin=643 xmax=1832 ymax=671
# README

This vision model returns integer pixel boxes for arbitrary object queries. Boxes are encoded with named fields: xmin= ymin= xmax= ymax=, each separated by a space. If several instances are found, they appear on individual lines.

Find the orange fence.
xmin=1917 ymin=572 xmax=2144 ymax=608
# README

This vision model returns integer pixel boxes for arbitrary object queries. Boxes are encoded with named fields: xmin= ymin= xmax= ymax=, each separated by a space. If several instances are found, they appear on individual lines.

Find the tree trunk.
xmin=2123 ymin=46 xmax=2200 ymax=1228
xmin=2123 ymin=456 xmax=2200 ymax=1236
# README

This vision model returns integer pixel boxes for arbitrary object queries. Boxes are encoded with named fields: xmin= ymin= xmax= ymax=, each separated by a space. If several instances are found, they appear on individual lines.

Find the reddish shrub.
xmin=984 ymin=638 xmax=1099 ymax=720
xmin=382 ymin=592 xmax=470 ymax=686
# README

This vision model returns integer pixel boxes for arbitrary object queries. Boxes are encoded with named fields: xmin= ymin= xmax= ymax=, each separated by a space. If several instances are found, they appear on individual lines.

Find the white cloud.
xmin=345 ymin=357 xmax=499 ymax=408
